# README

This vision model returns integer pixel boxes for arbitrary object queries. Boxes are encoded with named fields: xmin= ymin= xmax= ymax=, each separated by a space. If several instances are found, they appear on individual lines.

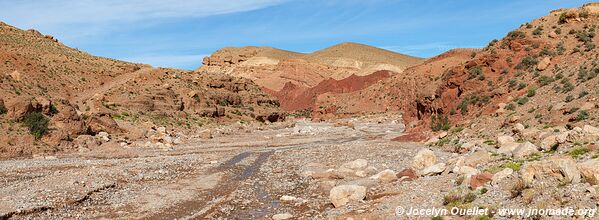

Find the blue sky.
xmin=0 ymin=0 xmax=594 ymax=70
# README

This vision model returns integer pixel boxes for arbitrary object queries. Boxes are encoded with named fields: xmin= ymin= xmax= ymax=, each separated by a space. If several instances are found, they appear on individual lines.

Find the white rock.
xmin=514 ymin=123 xmax=525 ymax=132
xmin=492 ymin=168 xmax=514 ymax=186
xmin=280 ymin=195 xmax=297 ymax=202
xmin=438 ymin=131 xmax=448 ymax=139
xmin=583 ymin=125 xmax=599 ymax=136
xmin=419 ymin=163 xmax=446 ymax=176
xmin=329 ymin=185 xmax=367 ymax=208
xmin=272 ymin=213 xmax=293 ymax=220
xmin=340 ymin=159 xmax=368 ymax=170
xmin=497 ymin=135 xmax=515 ymax=147
xmin=411 ymin=149 xmax=437 ymax=170
xmin=512 ymin=142 xmax=539 ymax=159
xmin=369 ymin=169 xmax=398 ymax=183
xmin=157 ymin=127 xmax=167 ymax=134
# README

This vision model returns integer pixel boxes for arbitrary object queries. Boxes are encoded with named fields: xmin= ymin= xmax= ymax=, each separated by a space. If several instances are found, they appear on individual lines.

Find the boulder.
xmin=520 ymin=156 xmax=581 ymax=186
xmin=512 ymin=142 xmax=539 ymax=159
xmin=497 ymin=135 xmax=515 ymax=147
xmin=369 ymin=169 xmax=397 ymax=183
xmin=341 ymin=159 xmax=368 ymax=170
xmin=9 ymin=70 xmax=21 ymax=81
xmin=272 ymin=213 xmax=293 ymax=220
xmin=497 ymin=142 xmax=520 ymax=156
xmin=6 ymin=98 xmax=35 ymax=120
xmin=491 ymin=168 xmax=514 ymax=186
xmin=464 ymin=150 xmax=491 ymax=167
xmin=540 ymin=135 xmax=558 ymax=151
xmin=411 ymin=149 xmax=437 ymax=170
xmin=86 ymin=113 xmax=122 ymax=134
xmin=329 ymin=185 xmax=367 ymax=208
xmin=583 ymin=125 xmax=599 ymax=136
xmin=578 ymin=159 xmax=599 ymax=185
xmin=459 ymin=142 xmax=477 ymax=153
xmin=419 ymin=163 xmax=446 ymax=176
xmin=536 ymin=57 xmax=551 ymax=71
xmin=454 ymin=166 xmax=479 ymax=176
xmin=470 ymin=172 xmax=494 ymax=189
xmin=396 ymin=168 xmax=417 ymax=181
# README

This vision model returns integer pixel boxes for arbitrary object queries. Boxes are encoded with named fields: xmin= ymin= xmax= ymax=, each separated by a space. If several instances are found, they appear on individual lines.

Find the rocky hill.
xmin=319 ymin=3 xmax=599 ymax=136
xmin=0 ymin=22 xmax=283 ymax=158
xmin=196 ymin=43 xmax=424 ymax=91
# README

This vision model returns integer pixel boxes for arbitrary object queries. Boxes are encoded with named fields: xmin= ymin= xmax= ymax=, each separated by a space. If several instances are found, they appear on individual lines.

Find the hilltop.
xmin=0 ymin=22 xmax=283 ymax=158
xmin=197 ymin=42 xmax=424 ymax=91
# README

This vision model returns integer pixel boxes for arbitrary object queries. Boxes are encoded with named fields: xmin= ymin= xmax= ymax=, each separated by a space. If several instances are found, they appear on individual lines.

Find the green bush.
xmin=516 ymin=56 xmax=538 ymax=70
xmin=23 ymin=112 xmax=49 ymax=139
xmin=505 ymin=103 xmax=516 ymax=111
xmin=508 ymin=30 xmax=526 ymax=39
xmin=576 ymin=110 xmax=589 ymax=121
xmin=517 ymin=97 xmax=529 ymax=105
xmin=0 ymin=101 xmax=6 ymax=115
xmin=538 ymin=75 xmax=554 ymax=86
xmin=565 ymin=95 xmax=574 ymax=102
xmin=527 ymin=88 xmax=537 ymax=97
xmin=431 ymin=114 xmax=451 ymax=132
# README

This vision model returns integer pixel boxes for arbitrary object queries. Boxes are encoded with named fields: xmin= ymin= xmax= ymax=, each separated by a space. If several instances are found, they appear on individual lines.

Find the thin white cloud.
xmin=0 ymin=0 xmax=286 ymax=38
xmin=122 ymin=54 xmax=208 ymax=70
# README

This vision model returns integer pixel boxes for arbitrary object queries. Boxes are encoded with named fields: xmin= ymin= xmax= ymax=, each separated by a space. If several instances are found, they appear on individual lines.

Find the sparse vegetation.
xmin=22 ymin=112 xmax=49 ymax=139
xmin=569 ymin=146 xmax=589 ymax=159
xmin=431 ymin=114 xmax=450 ymax=132
xmin=516 ymin=56 xmax=538 ymax=70
xmin=0 ymin=102 xmax=6 ymax=115
xmin=508 ymin=30 xmax=526 ymax=39
xmin=526 ymin=88 xmax=536 ymax=97
xmin=517 ymin=97 xmax=529 ymax=105
xmin=576 ymin=110 xmax=589 ymax=121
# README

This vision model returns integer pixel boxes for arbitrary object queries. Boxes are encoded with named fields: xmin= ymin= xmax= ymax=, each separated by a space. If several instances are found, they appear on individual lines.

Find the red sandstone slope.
xmin=267 ymin=70 xmax=394 ymax=111
xmin=318 ymin=3 xmax=599 ymax=135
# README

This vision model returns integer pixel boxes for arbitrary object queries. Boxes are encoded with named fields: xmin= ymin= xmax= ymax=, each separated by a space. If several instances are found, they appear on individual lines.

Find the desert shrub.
xmin=518 ymin=82 xmax=528 ymax=90
xmin=579 ymin=91 xmax=589 ymax=98
xmin=569 ymin=146 xmax=589 ymax=158
xmin=556 ymin=42 xmax=566 ymax=55
xmin=516 ymin=56 xmax=538 ymax=70
xmin=49 ymin=104 xmax=59 ymax=115
xmin=561 ymin=80 xmax=574 ymax=93
xmin=431 ymin=114 xmax=450 ymax=132
xmin=468 ymin=66 xmax=483 ymax=80
xmin=538 ymin=75 xmax=554 ymax=86
xmin=532 ymin=27 xmax=543 ymax=35
xmin=558 ymin=12 xmax=567 ymax=24
xmin=555 ymin=28 xmax=562 ymax=34
xmin=23 ymin=112 xmax=49 ymax=139
xmin=527 ymin=88 xmax=537 ymax=97
xmin=508 ymin=79 xmax=518 ymax=89
xmin=505 ymin=103 xmax=516 ymax=111
xmin=576 ymin=110 xmax=589 ymax=121
xmin=517 ymin=97 xmax=529 ymax=105
xmin=539 ymin=46 xmax=554 ymax=56
xmin=508 ymin=30 xmax=526 ymax=39
xmin=565 ymin=95 xmax=574 ymax=102
xmin=0 ymin=101 xmax=6 ymax=115
xmin=443 ymin=190 xmax=477 ymax=208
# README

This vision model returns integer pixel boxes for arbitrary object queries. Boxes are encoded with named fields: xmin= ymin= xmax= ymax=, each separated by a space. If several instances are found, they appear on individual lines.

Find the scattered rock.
xmin=520 ymin=156 xmax=581 ymax=186
xmin=583 ymin=125 xmax=599 ymax=136
xmin=512 ymin=142 xmax=539 ymax=159
xmin=280 ymin=195 xmax=298 ymax=202
xmin=491 ymin=168 xmax=514 ymax=186
xmin=470 ymin=172 xmax=494 ymax=189
xmin=341 ymin=159 xmax=368 ymax=170
xmin=419 ymin=163 xmax=446 ymax=176
xmin=578 ymin=159 xmax=599 ymax=185
xmin=272 ymin=213 xmax=293 ymax=220
xmin=536 ymin=57 xmax=551 ymax=71
xmin=540 ymin=135 xmax=558 ymax=151
xmin=464 ymin=150 xmax=490 ymax=167
xmin=497 ymin=135 xmax=515 ymax=147
xmin=411 ymin=149 xmax=436 ymax=170
xmin=396 ymin=168 xmax=417 ymax=181
xmin=369 ymin=169 xmax=397 ymax=183
xmin=329 ymin=185 xmax=367 ymax=208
